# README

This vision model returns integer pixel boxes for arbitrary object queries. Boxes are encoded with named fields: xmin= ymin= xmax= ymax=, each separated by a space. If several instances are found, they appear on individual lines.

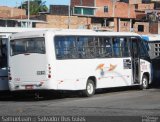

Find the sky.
xmin=0 ymin=0 xmax=70 ymax=7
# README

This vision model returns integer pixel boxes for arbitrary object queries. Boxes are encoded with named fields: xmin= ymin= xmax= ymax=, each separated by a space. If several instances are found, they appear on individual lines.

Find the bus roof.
xmin=10 ymin=29 xmax=140 ymax=40
xmin=0 ymin=27 xmax=57 ymax=34
xmin=0 ymin=33 xmax=11 ymax=38
xmin=141 ymin=34 xmax=160 ymax=42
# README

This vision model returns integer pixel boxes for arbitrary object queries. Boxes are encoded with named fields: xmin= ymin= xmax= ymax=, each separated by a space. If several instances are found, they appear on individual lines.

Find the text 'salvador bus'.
xmin=8 ymin=30 xmax=152 ymax=97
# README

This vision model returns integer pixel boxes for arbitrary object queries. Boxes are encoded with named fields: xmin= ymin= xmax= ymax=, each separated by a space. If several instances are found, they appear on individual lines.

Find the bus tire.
xmin=82 ymin=79 xmax=95 ymax=97
xmin=140 ymin=75 xmax=149 ymax=89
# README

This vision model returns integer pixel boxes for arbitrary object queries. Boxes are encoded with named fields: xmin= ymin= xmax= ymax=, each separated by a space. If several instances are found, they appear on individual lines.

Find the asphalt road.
xmin=0 ymin=87 xmax=160 ymax=122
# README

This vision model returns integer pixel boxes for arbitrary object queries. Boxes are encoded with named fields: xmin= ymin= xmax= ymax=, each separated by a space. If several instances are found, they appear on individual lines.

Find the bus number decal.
xmin=14 ymin=78 xmax=20 ymax=82
xmin=142 ymin=65 xmax=147 ymax=70
xmin=140 ymin=61 xmax=147 ymax=70
xmin=37 ymin=71 xmax=45 ymax=75
xmin=123 ymin=59 xmax=131 ymax=69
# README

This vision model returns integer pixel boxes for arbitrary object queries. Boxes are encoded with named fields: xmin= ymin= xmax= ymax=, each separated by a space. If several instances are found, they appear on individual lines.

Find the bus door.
xmin=0 ymin=38 xmax=7 ymax=69
xmin=130 ymin=37 xmax=140 ymax=84
xmin=0 ymin=37 xmax=8 ymax=90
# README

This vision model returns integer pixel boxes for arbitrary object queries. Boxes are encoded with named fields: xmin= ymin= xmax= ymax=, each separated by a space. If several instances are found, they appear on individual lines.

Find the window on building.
xmin=104 ymin=6 xmax=109 ymax=13
xmin=135 ymin=4 xmax=138 ymax=9
xmin=74 ymin=7 xmax=82 ymax=15
xmin=74 ymin=7 xmax=94 ymax=16
xmin=138 ymin=25 xmax=144 ymax=32
xmin=83 ymin=8 xmax=94 ymax=15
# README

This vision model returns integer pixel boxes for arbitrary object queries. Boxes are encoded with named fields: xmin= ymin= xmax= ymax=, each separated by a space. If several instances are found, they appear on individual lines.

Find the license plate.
xmin=25 ymin=85 xmax=33 ymax=90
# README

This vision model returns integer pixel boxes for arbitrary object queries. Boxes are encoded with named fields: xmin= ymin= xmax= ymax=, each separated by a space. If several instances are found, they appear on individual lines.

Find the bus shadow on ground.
xmin=0 ymin=91 xmax=75 ymax=102
xmin=0 ymin=86 xmax=141 ymax=102
xmin=0 ymin=90 xmax=85 ymax=102
xmin=151 ymin=78 xmax=160 ymax=89
xmin=0 ymin=81 xmax=160 ymax=102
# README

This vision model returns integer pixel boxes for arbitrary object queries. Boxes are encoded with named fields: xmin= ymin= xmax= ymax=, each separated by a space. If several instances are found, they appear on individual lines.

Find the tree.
xmin=19 ymin=0 xmax=48 ymax=15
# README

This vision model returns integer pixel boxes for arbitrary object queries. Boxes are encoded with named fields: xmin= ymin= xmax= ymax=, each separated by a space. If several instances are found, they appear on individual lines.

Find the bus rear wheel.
xmin=140 ymin=75 xmax=149 ymax=89
xmin=82 ymin=79 xmax=95 ymax=97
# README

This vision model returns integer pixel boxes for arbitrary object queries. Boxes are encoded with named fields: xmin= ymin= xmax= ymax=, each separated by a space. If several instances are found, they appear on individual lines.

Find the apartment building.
xmin=1 ymin=0 xmax=160 ymax=34
xmin=37 ymin=0 xmax=136 ymax=31
xmin=35 ymin=0 xmax=160 ymax=33
xmin=134 ymin=0 xmax=160 ymax=34
xmin=71 ymin=0 xmax=136 ymax=31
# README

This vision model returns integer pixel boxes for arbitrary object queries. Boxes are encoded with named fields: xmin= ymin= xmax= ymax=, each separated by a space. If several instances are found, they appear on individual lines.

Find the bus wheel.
xmin=82 ymin=79 xmax=95 ymax=97
xmin=140 ymin=75 xmax=149 ymax=89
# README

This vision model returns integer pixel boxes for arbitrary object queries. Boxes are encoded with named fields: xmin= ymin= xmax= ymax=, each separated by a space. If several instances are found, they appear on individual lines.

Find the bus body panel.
xmin=9 ymin=54 xmax=49 ymax=91
xmin=48 ymin=58 xmax=132 ymax=90
xmin=10 ymin=54 xmax=48 ymax=81
xmin=140 ymin=59 xmax=152 ymax=84
xmin=95 ymin=58 xmax=132 ymax=88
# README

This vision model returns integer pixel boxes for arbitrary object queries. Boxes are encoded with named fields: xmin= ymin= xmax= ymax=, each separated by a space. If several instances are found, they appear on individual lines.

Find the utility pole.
xmin=112 ymin=0 xmax=116 ymax=17
xmin=68 ymin=0 xmax=71 ymax=29
xmin=28 ymin=0 xmax=30 ymax=27
xmin=21 ymin=1 xmax=23 ymax=27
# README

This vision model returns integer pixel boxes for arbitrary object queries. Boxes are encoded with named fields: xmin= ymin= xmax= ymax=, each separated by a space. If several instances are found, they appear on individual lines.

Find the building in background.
xmin=36 ymin=0 xmax=136 ymax=31
xmin=0 ymin=6 xmax=45 ymax=28
xmin=1 ymin=0 xmax=160 ymax=34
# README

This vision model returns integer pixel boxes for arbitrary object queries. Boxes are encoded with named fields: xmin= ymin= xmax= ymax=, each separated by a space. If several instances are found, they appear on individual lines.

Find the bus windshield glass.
xmin=10 ymin=37 xmax=45 ymax=56
xmin=0 ymin=38 xmax=7 ymax=69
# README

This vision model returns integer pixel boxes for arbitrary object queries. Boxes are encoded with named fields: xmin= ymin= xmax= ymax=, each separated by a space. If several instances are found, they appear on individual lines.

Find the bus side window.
xmin=105 ymin=37 xmax=113 ymax=57
xmin=112 ymin=37 xmax=129 ymax=57
xmin=65 ymin=36 xmax=77 ymax=59
xmin=87 ymin=37 xmax=95 ymax=58
xmin=140 ymin=40 xmax=149 ymax=58
xmin=77 ymin=36 xmax=95 ymax=59
xmin=78 ymin=36 xmax=95 ymax=58
xmin=0 ymin=39 xmax=7 ymax=68
xmin=77 ymin=37 xmax=86 ymax=58
xmin=55 ymin=36 xmax=77 ymax=59
xmin=55 ymin=36 xmax=65 ymax=59
xmin=0 ymin=39 xmax=3 ymax=57
xmin=112 ymin=38 xmax=121 ymax=57
xmin=96 ymin=37 xmax=112 ymax=58
xmin=121 ymin=38 xmax=129 ymax=57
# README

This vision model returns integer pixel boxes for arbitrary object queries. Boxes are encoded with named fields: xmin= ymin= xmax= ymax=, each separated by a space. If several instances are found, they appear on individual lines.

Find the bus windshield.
xmin=0 ymin=38 xmax=7 ymax=69
xmin=143 ymin=40 xmax=150 ymax=51
xmin=10 ymin=37 xmax=45 ymax=56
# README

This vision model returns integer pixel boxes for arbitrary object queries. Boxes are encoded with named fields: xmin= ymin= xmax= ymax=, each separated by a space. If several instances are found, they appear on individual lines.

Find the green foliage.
xmin=19 ymin=0 xmax=48 ymax=15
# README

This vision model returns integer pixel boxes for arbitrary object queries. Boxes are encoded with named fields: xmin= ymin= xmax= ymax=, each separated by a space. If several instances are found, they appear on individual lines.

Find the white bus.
xmin=0 ymin=27 xmax=53 ymax=91
xmin=141 ymin=34 xmax=160 ymax=59
xmin=142 ymin=34 xmax=160 ymax=87
xmin=8 ymin=30 xmax=152 ymax=97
